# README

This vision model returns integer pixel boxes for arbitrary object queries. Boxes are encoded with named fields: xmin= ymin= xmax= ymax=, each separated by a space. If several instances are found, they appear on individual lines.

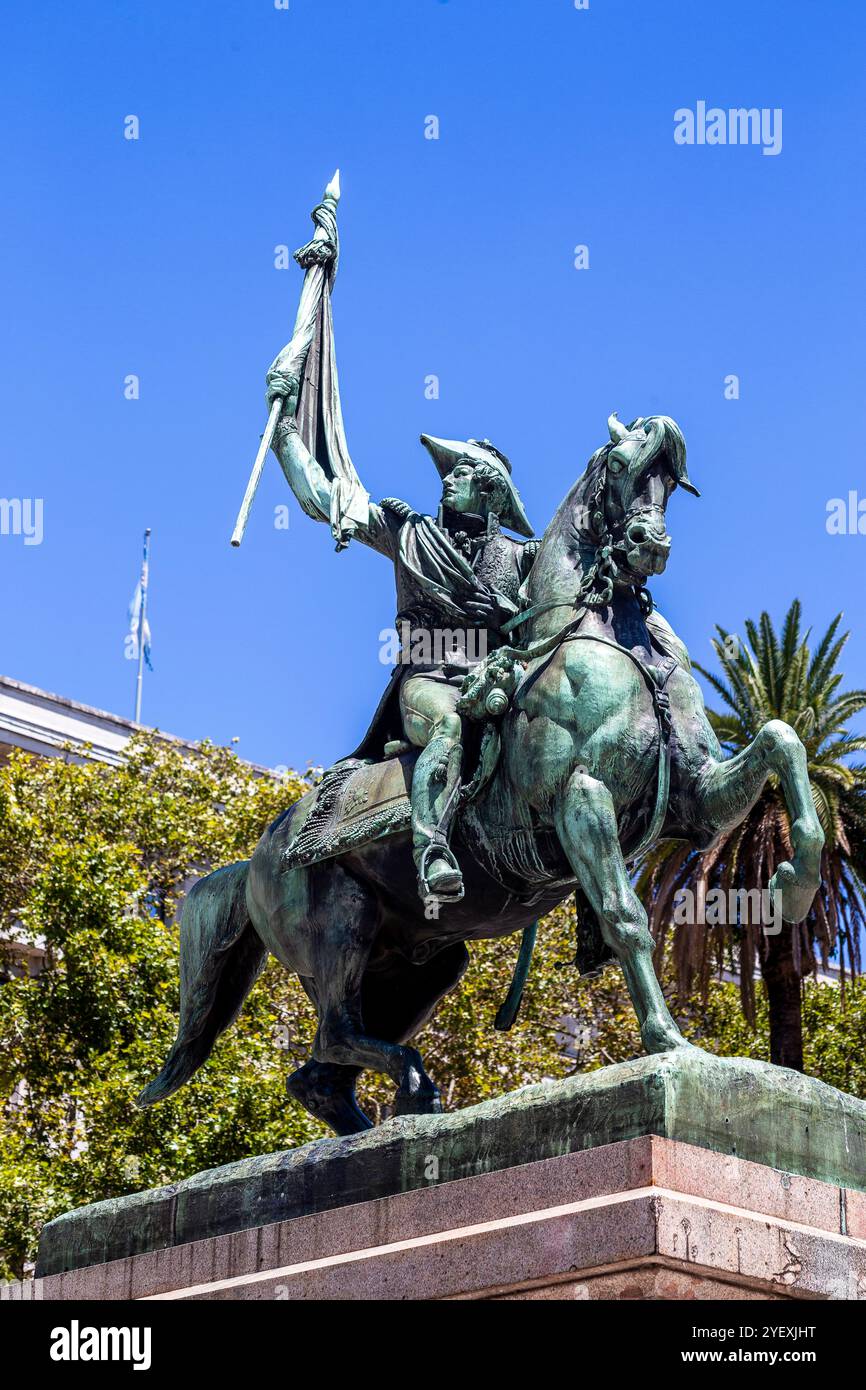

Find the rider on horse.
xmin=264 ymin=361 xmax=537 ymax=905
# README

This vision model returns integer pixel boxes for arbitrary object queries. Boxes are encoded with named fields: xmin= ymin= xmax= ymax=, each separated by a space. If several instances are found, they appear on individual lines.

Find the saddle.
xmin=282 ymin=715 xmax=506 ymax=872
xmin=281 ymin=644 xmax=528 ymax=874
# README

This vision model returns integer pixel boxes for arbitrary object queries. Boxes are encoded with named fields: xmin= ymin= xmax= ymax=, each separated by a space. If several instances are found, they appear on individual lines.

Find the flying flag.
xmin=128 ymin=529 xmax=152 ymax=722
xmin=231 ymin=170 xmax=368 ymax=551
xmin=127 ymin=586 xmax=152 ymax=669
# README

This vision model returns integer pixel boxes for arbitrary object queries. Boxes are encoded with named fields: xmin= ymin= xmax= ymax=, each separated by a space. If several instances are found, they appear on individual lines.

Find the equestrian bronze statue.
xmin=140 ymin=176 xmax=823 ymax=1136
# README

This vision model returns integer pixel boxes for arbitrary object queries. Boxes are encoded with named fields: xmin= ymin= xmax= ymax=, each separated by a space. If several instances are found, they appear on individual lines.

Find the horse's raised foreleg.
xmin=555 ymin=768 xmax=690 ymax=1054
xmin=692 ymin=720 xmax=823 ymax=922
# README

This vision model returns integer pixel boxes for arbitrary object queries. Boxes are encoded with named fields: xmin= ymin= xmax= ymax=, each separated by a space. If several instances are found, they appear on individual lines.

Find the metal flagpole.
xmin=134 ymin=528 xmax=151 ymax=724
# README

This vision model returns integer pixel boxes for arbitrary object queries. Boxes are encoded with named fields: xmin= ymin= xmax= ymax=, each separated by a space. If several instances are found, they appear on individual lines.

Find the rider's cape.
xmin=349 ymin=664 xmax=405 ymax=762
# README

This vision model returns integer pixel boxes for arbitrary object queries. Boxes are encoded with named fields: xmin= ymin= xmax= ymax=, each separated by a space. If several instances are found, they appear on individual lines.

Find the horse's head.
xmin=574 ymin=413 xmax=698 ymax=605
xmin=521 ymin=412 xmax=699 ymax=631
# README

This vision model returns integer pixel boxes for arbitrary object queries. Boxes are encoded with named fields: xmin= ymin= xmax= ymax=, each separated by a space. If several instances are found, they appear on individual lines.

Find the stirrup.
xmin=417 ymin=843 xmax=465 ymax=906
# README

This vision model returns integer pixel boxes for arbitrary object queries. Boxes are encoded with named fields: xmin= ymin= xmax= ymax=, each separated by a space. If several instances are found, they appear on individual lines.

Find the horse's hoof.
xmin=769 ymin=861 xmax=819 ymax=924
xmin=394 ymin=1089 xmax=442 ymax=1118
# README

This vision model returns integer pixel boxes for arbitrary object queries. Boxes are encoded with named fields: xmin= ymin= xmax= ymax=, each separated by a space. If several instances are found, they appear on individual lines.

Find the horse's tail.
xmin=137 ymin=860 xmax=266 ymax=1107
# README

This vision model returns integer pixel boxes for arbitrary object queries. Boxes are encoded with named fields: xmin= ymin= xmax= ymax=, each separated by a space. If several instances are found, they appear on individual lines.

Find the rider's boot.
xmin=411 ymin=735 xmax=465 ymax=904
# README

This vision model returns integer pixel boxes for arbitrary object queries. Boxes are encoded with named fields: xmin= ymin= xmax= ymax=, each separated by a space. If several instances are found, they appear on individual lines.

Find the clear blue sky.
xmin=2 ymin=0 xmax=864 ymax=771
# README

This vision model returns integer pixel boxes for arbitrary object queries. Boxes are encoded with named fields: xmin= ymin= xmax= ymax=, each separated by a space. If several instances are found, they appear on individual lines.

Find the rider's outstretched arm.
xmin=266 ymin=368 xmax=331 ymax=523
xmin=265 ymin=367 xmax=398 ymax=559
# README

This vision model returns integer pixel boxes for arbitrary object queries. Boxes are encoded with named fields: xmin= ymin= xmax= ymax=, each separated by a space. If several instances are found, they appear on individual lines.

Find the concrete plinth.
xmin=26 ymin=1051 xmax=866 ymax=1300
xmin=37 ymin=1045 xmax=866 ymax=1273
xmin=21 ymin=1136 xmax=866 ymax=1300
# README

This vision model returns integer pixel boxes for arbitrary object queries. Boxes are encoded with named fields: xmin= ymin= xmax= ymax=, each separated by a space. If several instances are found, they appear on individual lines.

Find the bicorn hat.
xmin=419 ymin=434 xmax=534 ymax=538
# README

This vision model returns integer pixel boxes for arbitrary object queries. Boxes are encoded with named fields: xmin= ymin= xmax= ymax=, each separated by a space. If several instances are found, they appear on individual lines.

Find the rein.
xmin=500 ymin=599 xmax=588 ymax=661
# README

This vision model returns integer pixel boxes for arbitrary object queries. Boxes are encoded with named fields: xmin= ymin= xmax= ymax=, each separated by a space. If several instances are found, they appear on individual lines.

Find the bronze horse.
xmin=140 ymin=414 xmax=823 ymax=1135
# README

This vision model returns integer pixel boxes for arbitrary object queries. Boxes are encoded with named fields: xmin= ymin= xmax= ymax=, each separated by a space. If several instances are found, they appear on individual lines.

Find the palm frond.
xmin=643 ymin=602 xmax=866 ymax=1019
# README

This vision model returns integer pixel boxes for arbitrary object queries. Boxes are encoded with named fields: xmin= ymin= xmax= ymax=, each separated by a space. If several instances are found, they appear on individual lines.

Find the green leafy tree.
xmin=636 ymin=602 xmax=866 ymax=1071
xmin=0 ymin=738 xmax=580 ymax=1277
xmin=3 ymin=721 xmax=864 ymax=1281
xmin=0 ymin=738 xmax=320 ymax=1279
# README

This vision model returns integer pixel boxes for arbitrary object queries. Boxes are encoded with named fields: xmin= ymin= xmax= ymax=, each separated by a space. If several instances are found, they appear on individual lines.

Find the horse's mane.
xmin=520 ymin=445 xmax=610 ymax=615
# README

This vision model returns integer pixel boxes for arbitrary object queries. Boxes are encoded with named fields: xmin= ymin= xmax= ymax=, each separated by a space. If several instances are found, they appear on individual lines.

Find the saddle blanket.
xmin=282 ymin=754 xmax=414 ymax=870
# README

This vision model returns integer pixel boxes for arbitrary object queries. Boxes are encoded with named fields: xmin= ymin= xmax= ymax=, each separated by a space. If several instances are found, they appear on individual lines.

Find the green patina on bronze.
xmin=40 ymin=1051 xmax=866 ymax=1276
xmin=135 ymin=174 xmax=826 ymax=1141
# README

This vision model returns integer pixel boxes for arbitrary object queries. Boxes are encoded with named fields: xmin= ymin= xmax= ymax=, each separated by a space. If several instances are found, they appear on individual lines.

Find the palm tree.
xmin=637 ymin=601 xmax=866 ymax=1071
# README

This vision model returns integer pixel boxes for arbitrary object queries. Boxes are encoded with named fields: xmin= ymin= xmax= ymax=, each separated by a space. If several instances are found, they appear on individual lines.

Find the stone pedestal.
xmin=29 ymin=1052 xmax=866 ymax=1301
